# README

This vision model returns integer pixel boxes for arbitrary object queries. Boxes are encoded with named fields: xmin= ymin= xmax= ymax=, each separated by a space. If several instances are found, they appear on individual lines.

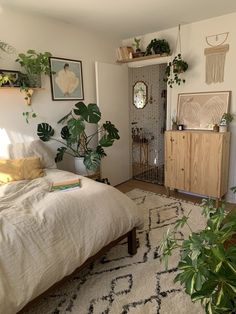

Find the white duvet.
xmin=0 ymin=169 xmax=143 ymax=314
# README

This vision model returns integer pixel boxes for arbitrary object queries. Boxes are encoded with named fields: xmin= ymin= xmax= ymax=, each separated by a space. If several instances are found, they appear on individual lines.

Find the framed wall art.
xmin=0 ymin=69 xmax=20 ymax=87
xmin=49 ymin=57 xmax=84 ymax=101
xmin=177 ymin=91 xmax=231 ymax=130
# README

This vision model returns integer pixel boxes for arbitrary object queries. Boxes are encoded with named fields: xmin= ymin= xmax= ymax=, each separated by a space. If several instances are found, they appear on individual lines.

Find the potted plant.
xmin=37 ymin=102 xmax=120 ymax=174
xmin=219 ymin=113 xmax=234 ymax=132
xmin=164 ymin=54 xmax=188 ymax=88
xmin=172 ymin=116 xmax=179 ymax=130
xmin=145 ymin=38 xmax=170 ymax=56
xmin=16 ymin=49 xmax=52 ymax=88
xmin=132 ymin=38 xmax=144 ymax=58
xmin=159 ymin=189 xmax=236 ymax=314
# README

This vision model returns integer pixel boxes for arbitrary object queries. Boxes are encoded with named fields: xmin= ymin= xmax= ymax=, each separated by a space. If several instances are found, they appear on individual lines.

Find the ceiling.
xmin=1 ymin=0 xmax=236 ymax=38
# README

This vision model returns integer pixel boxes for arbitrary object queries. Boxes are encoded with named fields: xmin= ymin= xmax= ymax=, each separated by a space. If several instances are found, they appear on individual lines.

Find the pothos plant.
xmin=37 ymin=102 xmax=120 ymax=171
xmin=164 ymin=53 xmax=188 ymax=88
xmin=159 ymin=187 xmax=236 ymax=314
xmin=16 ymin=50 xmax=53 ymax=122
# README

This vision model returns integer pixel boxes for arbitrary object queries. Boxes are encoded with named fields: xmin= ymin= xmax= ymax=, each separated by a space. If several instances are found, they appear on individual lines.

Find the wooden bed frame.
xmin=18 ymin=227 xmax=137 ymax=313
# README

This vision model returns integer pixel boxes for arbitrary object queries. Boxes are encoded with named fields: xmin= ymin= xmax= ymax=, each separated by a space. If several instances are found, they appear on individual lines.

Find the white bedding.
xmin=0 ymin=169 xmax=143 ymax=314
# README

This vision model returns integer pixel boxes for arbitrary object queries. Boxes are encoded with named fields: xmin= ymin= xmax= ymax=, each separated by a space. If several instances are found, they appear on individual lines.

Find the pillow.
xmin=8 ymin=140 xmax=56 ymax=169
xmin=0 ymin=157 xmax=44 ymax=183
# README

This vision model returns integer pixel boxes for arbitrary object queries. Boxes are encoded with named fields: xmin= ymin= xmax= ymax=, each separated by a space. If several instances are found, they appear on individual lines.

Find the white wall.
xmin=0 ymin=8 xmax=119 ymax=172
xmin=123 ymin=12 xmax=236 ymax=203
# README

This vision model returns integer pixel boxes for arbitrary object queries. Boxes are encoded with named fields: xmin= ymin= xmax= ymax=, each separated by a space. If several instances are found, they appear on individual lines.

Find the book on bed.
xmin=50 ymin=178 xmax=81 ymax=192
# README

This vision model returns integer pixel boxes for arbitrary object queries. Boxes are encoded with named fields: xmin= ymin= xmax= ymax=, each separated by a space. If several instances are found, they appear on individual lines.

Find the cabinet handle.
xmin=181 ymin=168 xmax=184 ymax=171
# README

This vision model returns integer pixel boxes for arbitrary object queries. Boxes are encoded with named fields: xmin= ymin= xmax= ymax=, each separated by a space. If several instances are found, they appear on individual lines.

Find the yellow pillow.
xmin=0 ymin=157 xmax=44 ymax=183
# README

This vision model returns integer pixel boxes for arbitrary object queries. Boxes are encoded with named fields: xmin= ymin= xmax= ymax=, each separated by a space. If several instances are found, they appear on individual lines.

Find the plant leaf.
xmin=103 ymin=121 xmax=120 ymax=140
xmin=55 ymin=147 xmax=67 ymax=163
xmin=67 ymin=118 xmax=85 ymax=142
xmin=99 ymin=134 xmax=114 ymax=147
xmin=37 ymin=123 xmax=54 ymax=141
xmin=74 ymin=102 xmax=101 ymax=123
xmin=84 ymin=151 xmax=101 ymax=171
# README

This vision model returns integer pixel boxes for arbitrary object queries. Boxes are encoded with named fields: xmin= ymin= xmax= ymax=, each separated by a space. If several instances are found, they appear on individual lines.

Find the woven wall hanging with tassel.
xmin=204 ymin=32 xmax=229 ymax=84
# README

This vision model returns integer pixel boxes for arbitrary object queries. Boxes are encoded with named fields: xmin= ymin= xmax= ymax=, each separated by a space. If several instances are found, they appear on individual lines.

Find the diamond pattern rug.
xmin=23 ymin=189 xmax=205 ymax=314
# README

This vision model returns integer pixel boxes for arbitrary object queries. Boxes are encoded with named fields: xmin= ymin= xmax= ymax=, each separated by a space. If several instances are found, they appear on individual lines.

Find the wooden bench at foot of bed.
xmin=18 ymin=227 xmax=137 ymax=313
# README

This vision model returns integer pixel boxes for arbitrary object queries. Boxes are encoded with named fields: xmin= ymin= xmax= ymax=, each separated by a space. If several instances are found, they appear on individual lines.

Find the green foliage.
xmin=145 ymin=39 xmax=170 ymax=56
xmin=159 ymin=194 xmax=236 ymax=314
xmin=0 ymin=73 xmax=12 ymax=86
xmin=164 ymin=54 xmax=188 ymax=88
xmin=37 ymin=102 xmax=120 ymax=171
xmin=220 ymin=113 xmax=234 ymax=126
xmin=16 ymin=50 xmax=52 ymax=77
xmin=132 ymin=38 xmax=141 ymax=51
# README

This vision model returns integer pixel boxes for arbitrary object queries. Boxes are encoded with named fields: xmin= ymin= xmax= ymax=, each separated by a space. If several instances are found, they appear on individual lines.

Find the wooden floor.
xmin=116 ymin=179 xmax=235 ymax=211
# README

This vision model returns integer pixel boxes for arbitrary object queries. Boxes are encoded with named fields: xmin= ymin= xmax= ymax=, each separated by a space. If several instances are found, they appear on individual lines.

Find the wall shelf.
xmin=0 ymin=87 xmax=44 ymax=105
xmin=117 ymin=54 xmax=171 ymax=68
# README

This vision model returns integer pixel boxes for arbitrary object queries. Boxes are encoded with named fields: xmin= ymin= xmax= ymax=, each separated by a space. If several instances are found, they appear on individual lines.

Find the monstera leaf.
xmin=67 ymin=118 xmax=85 ymax=143
xmin=96 ymin=145 xmax=107 ymax=158
xmin=74 ymin=102 xmax=101 ymax=123
xmin=37 ymin=123 xmax=54 ymax=142
xmin=99 ymin=134 xmax=114 ymax=147
xmin=103 ymin=121 xmax=120 ymax=140
xmin=55 ymin=147 xmax=67 ymax=163
xmin=84 ymin=151 xmax=101 ymax=171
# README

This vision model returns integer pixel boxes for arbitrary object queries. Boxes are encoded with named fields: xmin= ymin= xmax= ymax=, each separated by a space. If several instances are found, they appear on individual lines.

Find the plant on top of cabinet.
xmin=164 ymin=54 xmax=188 ymax=88
xmin=145 ymin=38 xmax=170 ymax=56
xmin=219 ymin=112 xmax=234 ymax=132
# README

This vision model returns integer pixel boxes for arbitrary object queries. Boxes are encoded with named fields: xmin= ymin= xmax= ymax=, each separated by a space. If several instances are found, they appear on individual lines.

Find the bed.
xmin=0 ymin=141 xmax=143 ymax=314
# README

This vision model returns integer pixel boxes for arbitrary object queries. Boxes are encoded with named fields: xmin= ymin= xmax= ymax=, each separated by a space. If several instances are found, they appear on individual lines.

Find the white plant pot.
xmin=74 ymin=157 xmax=95 ymax=176
xmin=219 ymin=125 xmax=228 ymax=133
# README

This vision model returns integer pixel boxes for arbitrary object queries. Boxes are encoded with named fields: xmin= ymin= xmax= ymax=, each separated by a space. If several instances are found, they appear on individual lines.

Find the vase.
xmin=27 ymin=73 xmax=41 ymax=88
xmin=74 ymin=157 xmax=95 ymax=176
xmin=219 ymin=125 xmax=228 ymax=133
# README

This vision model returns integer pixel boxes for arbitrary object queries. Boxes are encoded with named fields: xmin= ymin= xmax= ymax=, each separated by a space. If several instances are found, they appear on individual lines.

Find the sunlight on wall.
xmin=0 ymin=128 xmax=11 ymax=158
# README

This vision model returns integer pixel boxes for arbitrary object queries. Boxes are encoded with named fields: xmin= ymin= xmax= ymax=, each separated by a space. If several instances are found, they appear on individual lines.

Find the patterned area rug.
xmin=23 ymin=189 xmax=205 ymax=314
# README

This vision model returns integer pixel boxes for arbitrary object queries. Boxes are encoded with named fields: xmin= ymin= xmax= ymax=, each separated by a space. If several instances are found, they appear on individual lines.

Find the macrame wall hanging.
xmin=204 ymin=32 xmax=229 ymax=84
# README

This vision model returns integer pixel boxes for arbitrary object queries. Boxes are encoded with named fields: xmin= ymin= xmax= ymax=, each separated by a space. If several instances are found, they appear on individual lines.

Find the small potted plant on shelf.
xmin=37 ymin=102 xmax=120 ymax=175
xmin=219 ymin=113 xmax=234 ymax=132
xmin=132 ymin=38 xmax=144 ymax=58
xmin=172 ymin=116 xmax=179 ymax=130
xmin=145 ymin=38 xmax=170 ymax=56
xmin=164 ymin=54 xmax=188 ymax=88
xmin=159 ymin=188 xmax=236 ymax=314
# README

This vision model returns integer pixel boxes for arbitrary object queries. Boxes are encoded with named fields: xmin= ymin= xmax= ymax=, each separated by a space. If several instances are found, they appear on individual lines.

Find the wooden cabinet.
xmin=165 ymin=130 xmax=230 ymax=200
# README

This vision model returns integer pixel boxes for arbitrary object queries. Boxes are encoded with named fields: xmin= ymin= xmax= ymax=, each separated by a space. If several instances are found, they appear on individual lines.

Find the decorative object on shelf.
xmin=145 ymin=38 xmax=170 ymax=56
xmin=0 ymin=69 xmax=19 ymax=87
xmin=116 ymin=46 xmax=134 ymax=61
xmin=164 ymin=53 xmax=188 ymax=87
xmin=133 ymin=81 xmax=148 ymax=109
xmin=159 ymin=190 xmax=236 ymax=313
xmin=164 ymin=24 xmax=188 ymax=88
xmin=171 ymin=115 xmax=178 ymax=130
xmin=37 ymin=102 xmax=120 ymax=173
xmin=177 ymin=124 xmax=184 ymax=130
xmin=177 ymin=91 xmax=231 ymax=130
xmin=132 ymin=38 xmax=144 ymax=58
xmin=213 ymin=124 xmax=219 ymax=132
xmin=49 ymin=57 xmax=84 ymax=101
xmin=219 ymin=112 xmax=234 ymax=132
xmin=204 ymin=32 xmax=229 ymax=84
xmin=16 ymin=50 xmax=52 ymax=88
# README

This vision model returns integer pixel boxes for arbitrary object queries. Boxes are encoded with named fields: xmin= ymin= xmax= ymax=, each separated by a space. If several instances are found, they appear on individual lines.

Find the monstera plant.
xmin=37 ymin=102 xmax=120 ymax=172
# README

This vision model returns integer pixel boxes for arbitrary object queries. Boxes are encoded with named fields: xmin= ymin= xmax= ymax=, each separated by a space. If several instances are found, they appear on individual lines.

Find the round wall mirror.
xmin=133 ymin=81 xmax=148 ymax=109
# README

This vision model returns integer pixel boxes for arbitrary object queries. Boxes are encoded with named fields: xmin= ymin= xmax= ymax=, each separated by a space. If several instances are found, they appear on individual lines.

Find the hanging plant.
xmin=164 ymin=53 xmax=188 ymax=88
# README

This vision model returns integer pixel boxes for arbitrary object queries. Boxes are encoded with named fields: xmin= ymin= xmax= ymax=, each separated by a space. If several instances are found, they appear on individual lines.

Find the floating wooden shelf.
xmin=0 ymin=87 xmax=45 ymax=105
xmin=116 ymin=54 xmax=171 ymax=68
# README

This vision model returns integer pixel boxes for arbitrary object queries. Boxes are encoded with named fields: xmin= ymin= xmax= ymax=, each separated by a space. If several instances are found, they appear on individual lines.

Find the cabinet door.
xmin=190 ymin=133 xmax=222 ymax=197
xmin=165 ymin=132 xmax=190 ymax=190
